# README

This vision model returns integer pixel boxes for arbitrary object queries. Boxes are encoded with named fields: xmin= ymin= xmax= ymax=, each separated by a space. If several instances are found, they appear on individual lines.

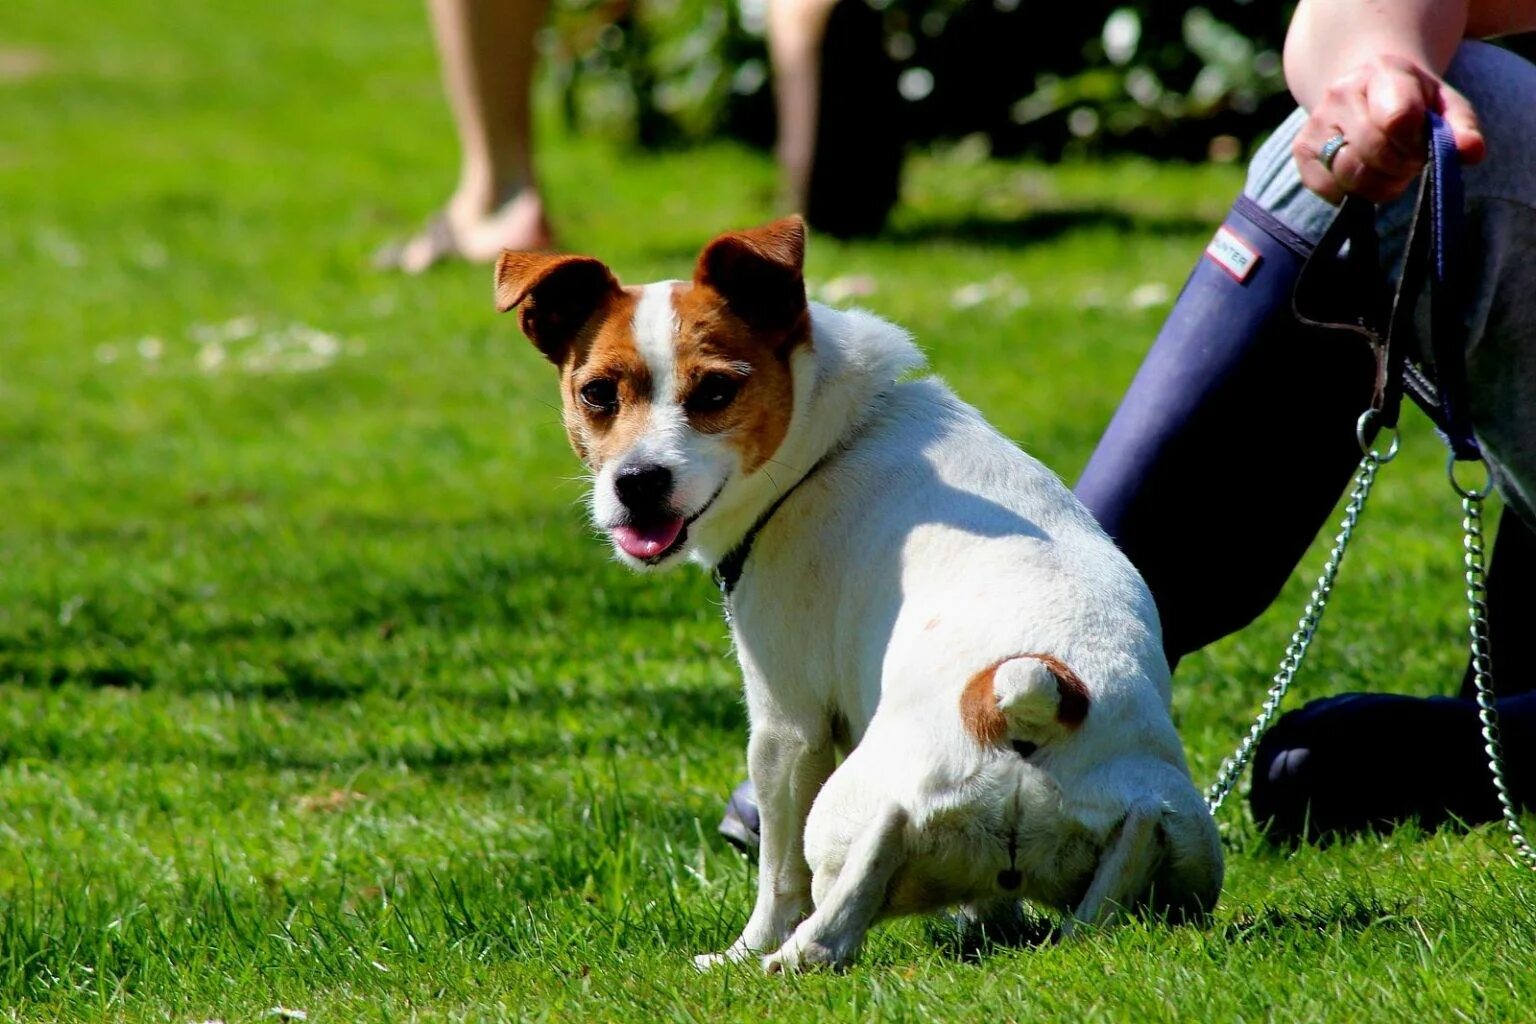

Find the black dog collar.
xmin=712 ymin=452 xmax=835 ymax=600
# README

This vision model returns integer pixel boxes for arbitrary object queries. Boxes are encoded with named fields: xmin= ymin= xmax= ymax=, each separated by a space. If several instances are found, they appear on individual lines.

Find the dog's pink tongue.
xmin=612 ymin=517 xmax=685 ymax=559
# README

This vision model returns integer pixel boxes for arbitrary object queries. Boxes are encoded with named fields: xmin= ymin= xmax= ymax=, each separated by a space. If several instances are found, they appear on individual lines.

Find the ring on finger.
xmin=1318 ymin=132 xmax=1349 ymax=173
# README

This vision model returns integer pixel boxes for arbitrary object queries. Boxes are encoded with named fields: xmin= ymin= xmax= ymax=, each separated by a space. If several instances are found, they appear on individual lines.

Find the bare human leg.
xmin=767 ymin=0 xmax=903 ymax=237
xmin=767 ymin=0 xmax=839 ymax=214
xmin=380 ymin=0 xmax=555 ymax=273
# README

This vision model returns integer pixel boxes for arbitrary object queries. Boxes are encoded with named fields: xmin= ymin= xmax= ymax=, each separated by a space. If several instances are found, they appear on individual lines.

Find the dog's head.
xmin=496 ymin=216 xmax=810 ymax=569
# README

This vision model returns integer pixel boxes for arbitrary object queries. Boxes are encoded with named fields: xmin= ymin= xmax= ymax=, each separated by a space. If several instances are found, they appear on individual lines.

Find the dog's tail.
xmin=959 ymin=654 xmax=1089 ymax=747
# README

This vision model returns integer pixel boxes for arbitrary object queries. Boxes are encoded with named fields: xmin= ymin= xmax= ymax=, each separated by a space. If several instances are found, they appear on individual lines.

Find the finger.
xmin=1336 ymin=83 xmax=1422 ymax=179
xmin=1291 ymin=80 xmax=1363 ymax=205
xmin=1364 ymin=66 xmax=1430 ymax=159
xmin=1336 ymin=157 xmax=1409 ymax=205
xmin=1293 ymin=133 xmax=1345 ymax=205
xmin=1432 ymin=79 xmax=1487 ymax=164
xmin=1292 ymin=115 xmax=1396 ymax=205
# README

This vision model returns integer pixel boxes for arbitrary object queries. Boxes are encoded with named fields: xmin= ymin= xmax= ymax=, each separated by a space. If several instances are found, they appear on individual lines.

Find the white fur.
xmin=632 ymin=281 xmax=681 ymax=405
xmin=686 ymin=305 xmax=922 ymax=569
xmin=586 ymin=294 xmax=1223 ymax=971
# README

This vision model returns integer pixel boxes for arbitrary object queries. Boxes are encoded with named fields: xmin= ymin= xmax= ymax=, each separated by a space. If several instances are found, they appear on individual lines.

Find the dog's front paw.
xmin=761 ymin=934 xmax=845 ymax=974
xmin=692 ymin=945 xmax=754 ymax=972
xmin=693 ymin=952 xmax=728 ymax=972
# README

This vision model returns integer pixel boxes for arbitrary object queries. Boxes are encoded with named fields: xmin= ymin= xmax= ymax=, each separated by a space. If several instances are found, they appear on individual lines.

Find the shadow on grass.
xmin=890 ymin=206 xmax=1216 ymax=249
xmin=926 ymin=909 xmax=1058 ymax=963
xmin=0 ymin=675 xmax=748 ymax=771
xmin=927 ymin=892 xmax=1413 ymax=965
xmin=1222 ymin=893 xmax=1408 ymax=943
xmin=604 ymin=204 xmax=1218 ymax=267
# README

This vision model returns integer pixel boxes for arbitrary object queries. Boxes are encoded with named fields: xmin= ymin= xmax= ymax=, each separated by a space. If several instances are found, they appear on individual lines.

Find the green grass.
xmin=4 ymin=2 xmax=1535 ymax=1021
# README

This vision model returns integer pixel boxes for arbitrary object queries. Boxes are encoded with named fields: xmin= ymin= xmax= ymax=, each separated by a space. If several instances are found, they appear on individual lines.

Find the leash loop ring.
xmin=1448 ymin=453 xmax=1493 ymax=501
xmin=1356 ymin=409 xmax=1399 ymax=464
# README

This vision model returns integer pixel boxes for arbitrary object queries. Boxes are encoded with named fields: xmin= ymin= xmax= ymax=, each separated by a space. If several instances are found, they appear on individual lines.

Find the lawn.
xmin=4 ymin=2 xmax=1536 ymax=1021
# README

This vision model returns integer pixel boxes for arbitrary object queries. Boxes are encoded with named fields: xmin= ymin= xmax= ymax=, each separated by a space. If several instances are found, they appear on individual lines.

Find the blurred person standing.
xmin=376 ymin=0 xmax=878 ymax=270
xmin=376 ymin=0 xmax=554 ymax=273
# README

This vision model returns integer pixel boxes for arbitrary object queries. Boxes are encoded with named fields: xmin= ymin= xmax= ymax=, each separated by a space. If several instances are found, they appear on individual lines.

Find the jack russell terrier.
xmin=496 ymin=216 xmax=1223 ymax=973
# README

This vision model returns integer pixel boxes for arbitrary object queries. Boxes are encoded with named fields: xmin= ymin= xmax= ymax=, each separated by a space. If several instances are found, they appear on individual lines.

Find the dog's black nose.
xmin=614 ymin=464 xmax=673 ymax=511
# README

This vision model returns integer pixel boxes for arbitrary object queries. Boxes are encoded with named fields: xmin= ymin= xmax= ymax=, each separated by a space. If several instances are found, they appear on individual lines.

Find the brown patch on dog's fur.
xmin=674 ymin=217 xmax=811 ymax=474
xmin=494 ymin=248 xmax=643 ymax=466
xmin=556 ymin=288 xmax=649 ymax=466
xmin=671 ymin=282 xmax=806 ymax=474
xmin=694 ymin=217 xmax=808 ymax=333
xmin=495 ymin=252 xmax=621 ymax=364
xmin=959 ymin=654 xmax=1091 ymax=745
xmin=1025 ymin=653 xmax=1090 ymax=728
xmin=960 ymin=664 xmax=1009 ymax=746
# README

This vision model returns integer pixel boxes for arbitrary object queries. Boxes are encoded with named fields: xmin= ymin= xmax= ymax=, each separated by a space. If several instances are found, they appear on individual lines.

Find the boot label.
xmin=1205 ymin=225 xmax=1260 ymax=283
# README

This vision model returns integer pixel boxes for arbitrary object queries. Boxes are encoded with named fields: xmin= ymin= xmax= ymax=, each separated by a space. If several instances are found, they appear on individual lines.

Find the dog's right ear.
xmin=495 ymin=251 xmax=620 ymax=364
xmin=693 ymin=216 xmax=807 ymax=332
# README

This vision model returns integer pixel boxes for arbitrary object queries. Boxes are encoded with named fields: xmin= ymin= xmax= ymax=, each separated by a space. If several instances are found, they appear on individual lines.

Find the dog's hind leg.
xmin=696 ymin=724 xmax=835 ymax=969
xmin=762 ymin=802 xmax=907 ymax=973
xmin=1150 ymin=792 xmax=1224 ymax=925
xmin=1060 ymin=797 xmax=1167 ymax=939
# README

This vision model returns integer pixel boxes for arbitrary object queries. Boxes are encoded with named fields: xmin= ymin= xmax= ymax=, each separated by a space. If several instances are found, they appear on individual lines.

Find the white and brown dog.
xmin=496 ymin=217 xmax=1223 ymax=973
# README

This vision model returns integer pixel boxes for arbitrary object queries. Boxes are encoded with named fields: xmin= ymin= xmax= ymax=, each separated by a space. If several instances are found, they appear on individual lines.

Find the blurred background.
xmin=550 ymin=0 xmax=1295 ymax=156
xmin=547 ymin=0 xmax=1299 ymax=236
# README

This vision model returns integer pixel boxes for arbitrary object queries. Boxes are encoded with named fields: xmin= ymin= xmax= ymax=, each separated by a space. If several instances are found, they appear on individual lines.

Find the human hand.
xmin=1292 ymin=53 xmax=1486 ymax=205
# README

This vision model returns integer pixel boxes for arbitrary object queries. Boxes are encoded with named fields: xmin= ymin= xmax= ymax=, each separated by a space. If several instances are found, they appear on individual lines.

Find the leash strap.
xmin=1423 ymin=112 xmax=1480 ymax=461
xmin=1293 ymin=111 xmax=1476 ymax=456
xmin=713 ymin=450 xmax=836 ymax=602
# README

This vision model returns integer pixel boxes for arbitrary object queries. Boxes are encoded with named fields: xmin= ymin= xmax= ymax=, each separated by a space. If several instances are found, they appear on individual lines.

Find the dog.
xmin=495 ymin=216 xmax=1223 ymax=973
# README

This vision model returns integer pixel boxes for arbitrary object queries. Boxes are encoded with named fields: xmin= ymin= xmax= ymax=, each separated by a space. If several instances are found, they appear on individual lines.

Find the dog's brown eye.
xmin=579 ymin=379 xmax=619 ymax=415
xmin=686 ymin=373 xmax=742 ymax=415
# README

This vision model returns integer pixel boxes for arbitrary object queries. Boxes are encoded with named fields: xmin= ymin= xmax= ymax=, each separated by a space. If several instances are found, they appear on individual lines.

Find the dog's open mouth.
xmin=611 ymin=517 xmax=688 ymax=562
xmin=609 ymin=484 xmax=725 ymax=564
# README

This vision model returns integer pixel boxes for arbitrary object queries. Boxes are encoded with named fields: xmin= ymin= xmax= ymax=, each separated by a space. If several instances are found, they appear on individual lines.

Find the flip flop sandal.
xmin=373 ymin=212 xmax=460 ymax=273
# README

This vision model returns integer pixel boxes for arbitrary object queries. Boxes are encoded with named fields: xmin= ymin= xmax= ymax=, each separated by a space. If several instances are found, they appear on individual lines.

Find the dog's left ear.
xmin=693 ymin=216 xmax=807 ymax=331
xmin=495 ymin=251 xmax=621 ymax=364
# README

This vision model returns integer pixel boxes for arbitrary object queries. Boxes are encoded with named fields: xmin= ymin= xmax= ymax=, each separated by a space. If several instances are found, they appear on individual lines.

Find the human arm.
xmin=1284 ymin=0 xmax=1536 ymax=203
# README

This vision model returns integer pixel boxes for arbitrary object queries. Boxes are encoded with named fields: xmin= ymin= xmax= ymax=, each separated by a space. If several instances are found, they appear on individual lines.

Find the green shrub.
xmin=543 ymin=0 xmax=1295 ymax=158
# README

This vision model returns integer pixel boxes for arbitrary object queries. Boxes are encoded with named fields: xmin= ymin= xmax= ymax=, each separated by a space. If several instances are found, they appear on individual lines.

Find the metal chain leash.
xmin=1205 ymin=430 xmax=1536 ymax=867
xmin=1453 ymin=457 xmax=1536 ymax=870
xmin=1206 ymin=419 xmax=1397 ymax=814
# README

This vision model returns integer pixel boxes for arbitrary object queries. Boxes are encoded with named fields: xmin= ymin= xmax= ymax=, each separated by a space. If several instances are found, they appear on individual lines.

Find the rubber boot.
xmin=718 ymin=779 xmax=760 ymax=856
xmin=1075 ymin=195 xmax=1380 ymax=665
xmin=1072 ymin=193 xmax=1536 ymax=844
xmin=1252 ymin=508 xmax=1536 ymax=843
xmin=1250 ymin=689 xmax=1536 ymax=844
